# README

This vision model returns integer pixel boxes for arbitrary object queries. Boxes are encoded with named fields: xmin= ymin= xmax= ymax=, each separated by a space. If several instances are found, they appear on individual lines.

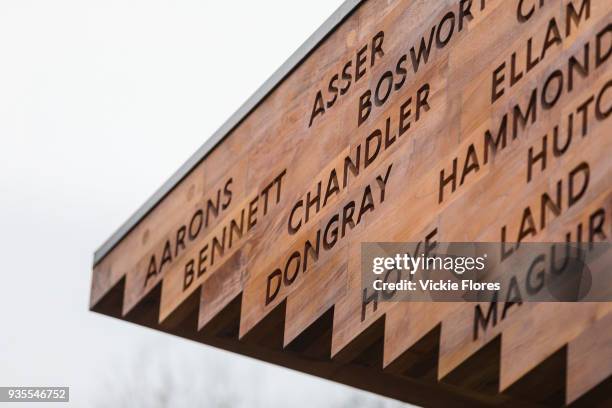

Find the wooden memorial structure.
xmin=90 ymin=0 xmax=612 ymax=406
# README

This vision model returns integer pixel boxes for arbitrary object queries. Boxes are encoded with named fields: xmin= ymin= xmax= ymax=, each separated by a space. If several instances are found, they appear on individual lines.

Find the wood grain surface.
xmin=90 ymin=0 xmax=612 ymax=406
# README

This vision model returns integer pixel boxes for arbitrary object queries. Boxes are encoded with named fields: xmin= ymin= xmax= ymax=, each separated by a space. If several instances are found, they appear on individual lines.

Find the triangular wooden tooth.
xmin=499 ymin=303 xmax=612 ymax=392
xmin=158 ymin=285 xmax=201 ymax=341
xmin=383 ymin=322 xmax=441 ymax=382
xmin=566 ymin=310 xmax=612 ymax=405
xmin=197 ymin=249 xmax=244 ymax=331
xmin=198 ymin=293 xmax=242 ymax=339
xmin=383 ymin=302 xmax=456 ymax=374
xmin=503 ymin=346 xmax=567 ymax=407
xmin=283 ymin=249 xmax=347 ymax=348
xmin=240 ymin=300 xmax=286 ymax=351
xmin=332 ymin=316 xmax=385 ymax=368
xmin=437 ymin=302 xmax=522 ymax=380
xmin=285 ymin=307 xmax=334 ymax=362
xmin=90 ymin=275 xmax=125 ymax=318
xmin=441 ymin=335 xmax=501 ymax=396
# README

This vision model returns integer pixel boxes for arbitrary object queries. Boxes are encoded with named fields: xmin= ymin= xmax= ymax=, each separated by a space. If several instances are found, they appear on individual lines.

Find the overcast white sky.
xmin=0 ymin=1 xmax=410 ymax=406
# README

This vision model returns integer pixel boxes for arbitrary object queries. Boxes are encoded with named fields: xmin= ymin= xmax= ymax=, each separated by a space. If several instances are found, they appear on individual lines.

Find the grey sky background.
xmin=0 ymin=1 xmax=410 ymax=406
